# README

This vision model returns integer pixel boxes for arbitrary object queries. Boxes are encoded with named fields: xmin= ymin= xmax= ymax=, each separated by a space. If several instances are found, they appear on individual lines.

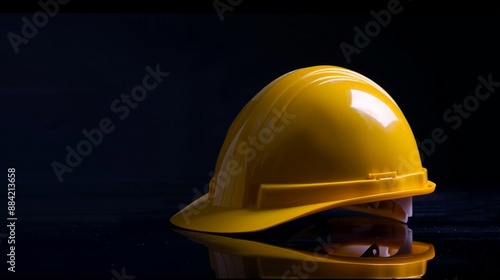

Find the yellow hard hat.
xmin=174 ymin=216 xmax=435 ymax=279
xmin=170 ymin=65 xmax=436 ymax=233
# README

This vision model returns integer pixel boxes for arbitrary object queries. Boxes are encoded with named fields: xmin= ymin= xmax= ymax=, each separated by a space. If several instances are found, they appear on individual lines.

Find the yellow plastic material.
xmin=170 ymin=65 xmax=436 ymax=233
xmin=175 ymin=217 xmax=435 ymax=279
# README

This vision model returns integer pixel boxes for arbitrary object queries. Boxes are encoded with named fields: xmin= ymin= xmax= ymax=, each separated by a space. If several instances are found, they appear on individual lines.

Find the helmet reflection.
xmin=174 ymin=216 xmax=434 ymax=279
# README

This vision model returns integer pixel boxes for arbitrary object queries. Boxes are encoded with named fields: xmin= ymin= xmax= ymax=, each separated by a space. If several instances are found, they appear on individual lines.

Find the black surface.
xmin=1 ymin=1 xmax=500 ymax=279
xmin=2 ymin=184 xmax=499 ymax=279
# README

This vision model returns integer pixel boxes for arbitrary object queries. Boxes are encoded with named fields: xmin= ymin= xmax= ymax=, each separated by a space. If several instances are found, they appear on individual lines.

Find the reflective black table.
xmin=2 ymin=183 xmax=499 ymax=279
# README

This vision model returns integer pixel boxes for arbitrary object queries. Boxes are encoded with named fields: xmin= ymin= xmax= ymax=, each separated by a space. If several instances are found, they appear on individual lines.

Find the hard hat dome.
xmin=171 ymin=65 xmax=435 ymax=233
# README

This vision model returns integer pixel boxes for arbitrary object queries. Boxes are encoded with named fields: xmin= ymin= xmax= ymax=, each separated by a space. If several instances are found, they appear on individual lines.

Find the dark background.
xmin=2 ymin=1 xmax=500 ymax=188
xmin=1 ymin=0 xmax=500 ymax=279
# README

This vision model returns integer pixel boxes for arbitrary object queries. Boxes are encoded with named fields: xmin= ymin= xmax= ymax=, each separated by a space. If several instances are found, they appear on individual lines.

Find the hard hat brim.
xmin=170 ymin=180 xmax=435 ymax=233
